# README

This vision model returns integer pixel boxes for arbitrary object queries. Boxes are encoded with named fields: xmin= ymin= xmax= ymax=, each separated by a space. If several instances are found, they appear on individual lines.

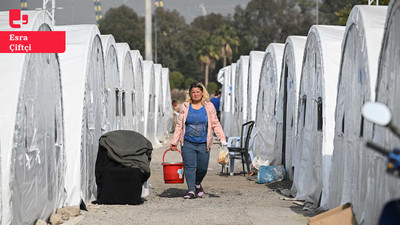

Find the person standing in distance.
xmin=210 ymin=90 xmax=221 ymax=121
xmin=170 ymin=82 xmax=227 ymax=199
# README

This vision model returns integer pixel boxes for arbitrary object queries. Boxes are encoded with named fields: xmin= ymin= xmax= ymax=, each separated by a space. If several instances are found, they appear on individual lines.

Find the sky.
xmin=0 ymin=0 xmax=251 ymax=25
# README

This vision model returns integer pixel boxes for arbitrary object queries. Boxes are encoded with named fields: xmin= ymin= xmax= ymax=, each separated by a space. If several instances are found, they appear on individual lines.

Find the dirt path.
xmin=76 ymin=135 xmax=312 ymax=225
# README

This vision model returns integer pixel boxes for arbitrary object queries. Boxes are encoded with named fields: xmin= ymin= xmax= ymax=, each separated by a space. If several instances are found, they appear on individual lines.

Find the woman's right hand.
xmin=170 ymin=144 xmax=177 ymax=150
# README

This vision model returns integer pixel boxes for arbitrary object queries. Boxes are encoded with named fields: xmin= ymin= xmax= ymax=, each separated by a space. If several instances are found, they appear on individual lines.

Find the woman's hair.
xmin=186 ymin=82 xmax=209 ymax=105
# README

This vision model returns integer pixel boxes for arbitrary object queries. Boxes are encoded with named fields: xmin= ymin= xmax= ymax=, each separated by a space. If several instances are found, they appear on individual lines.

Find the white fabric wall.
xmin=143 ymin=61 xmax=157 ymax=144
xmin=218 ymin=66 xmax=231 ymax=133
xmin=101 ymin=35 xmax=121 ymax=132
xmin=365 ymin=1 xmax=400 ymax=224
xmin=247 ymin=51 xmax=264 ymax=121
xmin=0 ymin=11 xmax=64 ymax=225
xmin=162 ymin=68 xmax=174 ymax=133
xmin=130 ymin=50 xmax=145 ymax=134
xmin=154 ymin=64 xmax=165 ymax=145
xmin=228 ymin=63 xmax=237 ymax=136
xmin=328 ymin=6 xmax=387 ymax=223
xmin=254 ymin=43 xmax=285 ymax=164
xmin=295 ymin=25 xmax=345 ymax=209
xmin=234 ymin=56 xmax=249 ymax=132
xmin=116 ymin=43 xmax=135 ymax=131
xmin=56 ymin=24 xmax=106 ymax=206
xmin=274 ymin=36 xmax=307 ymax=183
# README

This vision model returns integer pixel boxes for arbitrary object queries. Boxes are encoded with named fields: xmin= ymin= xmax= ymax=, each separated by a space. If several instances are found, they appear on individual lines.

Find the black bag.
xmin=95 ymin=130 xmax=152 ymax=205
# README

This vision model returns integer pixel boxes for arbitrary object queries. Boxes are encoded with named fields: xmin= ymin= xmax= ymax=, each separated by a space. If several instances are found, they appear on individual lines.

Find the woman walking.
xmin=171 ymin=82 xmax=227 ymax=199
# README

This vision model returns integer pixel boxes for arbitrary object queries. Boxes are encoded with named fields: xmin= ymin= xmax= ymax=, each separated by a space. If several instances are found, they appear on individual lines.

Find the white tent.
xmin=154 ymin=64 xmax=165 ymax=144
xmin=234 ymin=56 xmax=249 ymax=132
xmin=218 ymin=65 xmax=233 ymax=136
xmin=101 ymin=34 xmax=120 ymax=132
xmin=364 ymin=1 xmax=400 ymax=224
xmin=116 ymin=43 xmax=135 ymax=131
xmin=274 ymin=36 xmax=307 ymax=183
xmin=130 ymin=50 xmax=145 ymax=134
xmin=254 ymin=43 xmax=285 ymax=164
xmin=142 ymin=61 xmax=157 ymax=145
xmin=0 ymin=11 xmax=64 ymax=224
xmin=295 ymin=25 xmax=345 ymax=209
xmin=229 ymin=63 xmax=237 ymax=135
xmin=55 ymin=25 xmax=105 ymax=206
xmin=328 ymin=6 xmax=387 ymax=223
xmin=162 ymin=68 xmax=174 ymax=133
xmin=246 ymin=51 xmax=264 ymax=121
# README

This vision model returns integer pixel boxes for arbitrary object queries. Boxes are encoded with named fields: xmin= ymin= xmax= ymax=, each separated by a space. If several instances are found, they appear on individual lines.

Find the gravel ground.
xmin=76 ymin=134 xmax=314 ymax=225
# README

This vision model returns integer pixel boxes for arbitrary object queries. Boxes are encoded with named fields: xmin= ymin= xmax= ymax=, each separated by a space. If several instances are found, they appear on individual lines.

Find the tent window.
xmin=342 ymin=114 xmax=345 ymax=134
xmin=302 ymin=95 xmax=307 ymax=127
xmin=131 ymin=91 xmax=135 ymax=116
xmin=122 ymin=91 xmax=126 ymax=116
xmin=274 ymin=99 xmax=276 ymax=115
xmin=291 ymin=116 xmax=293 ymax=128
xmin=317 ymin=97 xmax=323 ymax=131
xmin=360 ymin=116 xmax=364 ymax=137
xmin=149 ymin=95 xmax=152 ymax=112
xmin=25 ymin=105 xmax=28 ymax=149
xmin=115 ymin=89 xmax=120 ymax=116
xmin=54 ymin=112 xmax=57 ymax=142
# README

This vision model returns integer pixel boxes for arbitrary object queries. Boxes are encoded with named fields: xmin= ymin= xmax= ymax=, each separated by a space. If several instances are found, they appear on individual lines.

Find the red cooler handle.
xmin=162 ymin=148 xmax=183 ymax=163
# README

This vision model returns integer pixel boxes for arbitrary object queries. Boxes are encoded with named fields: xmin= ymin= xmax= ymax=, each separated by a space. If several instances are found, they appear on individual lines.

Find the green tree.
xmin=184 ymin=77 xmax=196 ymax=89
xmin=215 ymin=25 xmax=240 ymax=67
xmin=153 ymin=8 xmax=188 ymax=71
xmin=99 ymin=5 xmax=145 ymax=53
xmin=191 ymin=13 xmax=232 ymax=32
xmin=169 ymin=71 xmax=184 ymax=89
xmin=332 ymin=0 xmax=390 ymax=25
xmin=207 ymin=82 xmax=218 ymax=95
xmin=196 ymin=33 xmax=220 ymax=87
xmin=233 ymin=0 xmax=315 ymax=50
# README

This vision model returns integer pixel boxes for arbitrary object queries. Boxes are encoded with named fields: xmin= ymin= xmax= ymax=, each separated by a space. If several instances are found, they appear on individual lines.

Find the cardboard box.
xmin=308 ymin=203 xmax=358 ymax=225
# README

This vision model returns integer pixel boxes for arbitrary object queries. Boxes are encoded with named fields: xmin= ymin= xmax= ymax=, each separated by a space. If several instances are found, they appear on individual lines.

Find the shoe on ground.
xmin=195 ymin=185 xmax=204 ymax=198
xmin=183 ymin=192 xmax=196 ymax=199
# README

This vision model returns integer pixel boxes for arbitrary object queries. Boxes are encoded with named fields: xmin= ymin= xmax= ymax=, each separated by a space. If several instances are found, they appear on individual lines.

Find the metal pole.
xmin=145 ymin=0 xmax=153 ymax=60
xmin=316 ymin=0 xmax=318 ymax=25
xmin=155 ymin=13 xmax=158 ymax=63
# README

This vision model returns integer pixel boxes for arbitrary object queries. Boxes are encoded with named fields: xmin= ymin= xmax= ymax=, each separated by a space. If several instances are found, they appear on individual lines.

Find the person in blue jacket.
xmin=210 ymin=90 xmax=221 ymax=121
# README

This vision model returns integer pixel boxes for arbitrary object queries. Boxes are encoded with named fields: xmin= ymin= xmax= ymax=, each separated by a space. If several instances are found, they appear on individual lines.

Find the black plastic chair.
xmin=226 ymin=121 xmax=255 ymax=175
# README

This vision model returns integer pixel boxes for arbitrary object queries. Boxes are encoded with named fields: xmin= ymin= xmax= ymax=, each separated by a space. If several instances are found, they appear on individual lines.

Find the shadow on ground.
xmin=157 ymin=188 xmax=187 ymax=198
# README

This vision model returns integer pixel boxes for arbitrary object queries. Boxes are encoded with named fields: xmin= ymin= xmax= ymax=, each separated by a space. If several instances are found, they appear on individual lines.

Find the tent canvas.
xmin=247 ymin=51 xmax=264 ymax=121
xmin=56 ymin=24 xmax=106 ymax=206
xmin=234 ymin=56 xmax=249 ymax=132
xmin=130 ymin=50 xmax=145 ymax=134
xmin=328 ymin=6 xmax=387 ymax=223
xmin=0 ymin=11 xmax=64 ymax=224
xmin=254 ymin=43 xmax=285 ymax=164
xmin=364 ymin=1 xmax=400 ymax=224
xmin=295 ymin=25 xmax=345 ymax=209
xmin=162 ymin=68 xmax=173 ymax=133
xmin=154 ymin=64 xmax=165 ymax=144
xmin=101 ymin=34 xmax=120 ymax=132
xmin=229 ymin=63 xmax=237 ymax=135
xmin=116 ymin=43 xmax=135 ymax=131
xmin=274 ymin=36 xmax=307 ymax=183
xmin=218 ymin=66 xmax=232 ymax=136
xmin=142 ymin=61 xmax=157 ymax=144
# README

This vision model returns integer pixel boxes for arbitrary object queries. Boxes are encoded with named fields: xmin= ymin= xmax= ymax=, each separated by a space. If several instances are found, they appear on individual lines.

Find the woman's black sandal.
xmin=183 ymin=192 xmax=196 ymax=199
xmin=195 ymin=185 xmax=204 ymax=198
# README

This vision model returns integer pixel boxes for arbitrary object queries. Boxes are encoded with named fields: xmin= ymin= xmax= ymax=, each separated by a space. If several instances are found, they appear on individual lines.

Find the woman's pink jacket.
xmin=171 ymin=101 xmax=226 ymax=149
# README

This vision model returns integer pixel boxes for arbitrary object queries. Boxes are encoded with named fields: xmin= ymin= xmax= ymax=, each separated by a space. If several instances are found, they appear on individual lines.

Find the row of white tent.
xmin=0 ymin=10 xmax=173 ymax=225
xmin=218 ymin=2 xmax=400 ymax=225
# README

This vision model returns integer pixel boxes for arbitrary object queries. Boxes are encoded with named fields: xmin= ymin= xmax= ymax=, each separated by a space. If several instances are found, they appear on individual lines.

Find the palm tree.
xmin=196 ymin=33 xmax=220 ymax=87
xmin=215 ymin=25 xmax=240 ymax=68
